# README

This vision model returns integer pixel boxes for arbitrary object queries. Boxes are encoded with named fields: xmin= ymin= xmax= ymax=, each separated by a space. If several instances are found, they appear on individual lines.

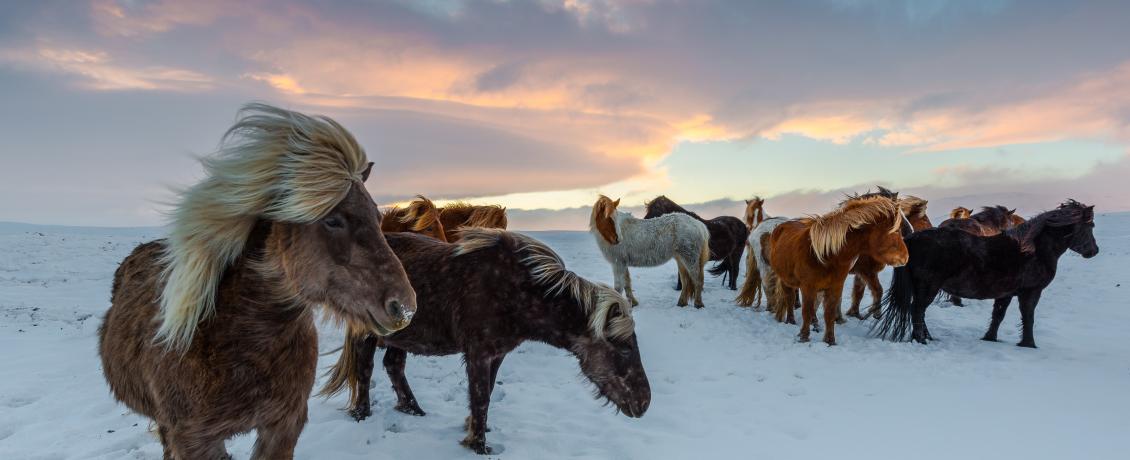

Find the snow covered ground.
xmin=1 ymin=215 xmax=1128 ymax=459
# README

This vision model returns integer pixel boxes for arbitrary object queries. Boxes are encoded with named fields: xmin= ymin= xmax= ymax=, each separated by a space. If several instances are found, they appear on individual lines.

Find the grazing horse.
xmin=98 ymin=104 xmax=416 ymax=459
xmin=321 ymin=229 xmax=650 ymax=455
xmin=768 ymin=196 xmax=909 ymax=345
xmin=744 ymin=196 xmax=768 ymax=230
xmin=644 ymin=195 xmax=749 ymax=290
xmin=873 ymin=200 xmax=1098 ymax=347
xmin=938 ymin=205 xmax=1025 ymax=306
xmin=844 ymin=190 xmax=932 ymax=320
xmin=382 ymin=195 xmax=447 ymax=241
xmin=591 ymin=195 xmax=710 ymax=308
xmin=438 ymin=202 xmax=508 ymax=242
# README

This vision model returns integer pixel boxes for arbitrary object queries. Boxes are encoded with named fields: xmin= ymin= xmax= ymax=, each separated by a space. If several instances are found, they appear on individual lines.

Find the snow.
xmin=1 ymin=215 xmax=1128 ymax=459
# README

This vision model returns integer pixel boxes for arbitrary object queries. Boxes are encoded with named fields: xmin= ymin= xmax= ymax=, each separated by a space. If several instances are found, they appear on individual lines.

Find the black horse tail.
xmin=871 ymin=264 xmax=915 ymax=341
xmin=707 ymin=257 xmax=730 ymax=278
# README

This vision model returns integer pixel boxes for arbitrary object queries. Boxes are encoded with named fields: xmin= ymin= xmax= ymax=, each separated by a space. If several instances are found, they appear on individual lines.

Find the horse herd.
xmin=95 ymin=104 xmax=1100 ymax=458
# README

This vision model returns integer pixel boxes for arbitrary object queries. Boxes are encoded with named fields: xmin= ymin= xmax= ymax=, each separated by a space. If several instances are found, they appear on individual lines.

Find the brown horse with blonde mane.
xmin=383 ymin=195 xmax=448 ymax=242
xmin=767 ymin=195 xmax=909 ymax=345
xmin=844 ymin=189 xmax=932 ymax=320
xmin=439 ymin=202 xmax=508 ymax=242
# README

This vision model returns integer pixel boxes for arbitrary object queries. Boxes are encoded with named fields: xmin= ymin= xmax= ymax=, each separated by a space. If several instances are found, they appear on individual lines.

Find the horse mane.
xmin=950 ymin=207 xmax=971 ymax=219
xmin=399 ymin=195 xmax=441 ymax=232
xmin=158 ymin=103 xmax=369 ymax=350
xmin=803 ymin=195 xmax=901 ymax=264
xmin=466 ymin=205 xmax=508 ymax=229
xmin=1007 ymin=200 xmax=1094 ymax=253
xmin=971 ymin=205 xmax=1014 ymax=229
xmin=590 ymin=195 xmax=620 ymax=244
xmin=645 ymin=195 xmax=703 ymax=221
xmin=454 ymin=228 xmax=634 ymax=340
xmin=898 ymin=195 xmax=929 ymax=219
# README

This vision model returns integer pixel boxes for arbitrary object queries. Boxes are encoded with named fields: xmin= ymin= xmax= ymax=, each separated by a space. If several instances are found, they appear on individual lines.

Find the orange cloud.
xmin=0 ymin=45 xmax=212 ymax=91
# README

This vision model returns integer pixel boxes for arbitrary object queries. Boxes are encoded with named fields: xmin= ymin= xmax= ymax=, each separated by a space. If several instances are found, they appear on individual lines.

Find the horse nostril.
xmin=385 ymin=299 xmax=403 ymax=320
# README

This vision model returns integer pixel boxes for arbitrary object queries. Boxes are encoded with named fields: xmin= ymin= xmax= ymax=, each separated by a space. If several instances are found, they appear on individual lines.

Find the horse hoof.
xmin=1016 ymin=341 xmax=1038 ymax=349
xmin=461 ymin=437 xmax=492 ymax=455
xmin=981 ymin=336 xmax=998 ymax=342
xmin=835 ymin=318 xmax=847 ymax=325
xmin=797 ymin=335 xmax=810 ymax=343
xmin=694 ymin=303 xmax=705 ymax=309
xmin=824 ymin=339 xmax=837 ymax=346
xmin=348 ymin=405 xmax=372 ymax=422
xmin=395 ymin=403 xmax=426 ymax=417
xmin=630 ymin=299 xmax=640 ymax=307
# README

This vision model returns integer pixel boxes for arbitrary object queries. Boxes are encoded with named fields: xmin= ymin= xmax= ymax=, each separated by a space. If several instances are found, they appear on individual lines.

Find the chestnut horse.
xmin=744 ymin=196 xmax=769 ymax=230
xmin=591 ymin=195 xmax=710 ymax=308
xmin=322 ymin=229 xmax=650 ymax=454
xmin=98 ymin=104 xmax=416 ymax=459
xmin=938 ymin=205 xmax=1025 ymax=306
xmin=438 ymin=202 xmax=508 ymax=242
xmin=767 ymin=195 xmax=909 ymax=345
xmin=382 ymin=195 xmax=448 ymax=241
xmin=844 ymin=190 xmax=932 ymax=320
xmin=950 ymin=206 xmax=972 ymax=220
xmin=644 ymin=195 xmax=749 ymax=290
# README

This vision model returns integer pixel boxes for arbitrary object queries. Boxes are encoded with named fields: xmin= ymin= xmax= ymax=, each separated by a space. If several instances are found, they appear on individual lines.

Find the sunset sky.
xmin=2 ymin=0 xmax=1128 ymax=229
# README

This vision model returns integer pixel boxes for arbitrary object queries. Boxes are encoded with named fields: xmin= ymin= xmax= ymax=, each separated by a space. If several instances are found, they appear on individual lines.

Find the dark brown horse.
xmin=644 ymin=195 xmax=749 ymax=290
xmin=844 ymin=191 xmax=932 ymax=320
xmin=938 ymin=205 xmax=1025 ymax=306
xmin=322 ymin=229 xmax=650 ymax=455
xmin=98 ymin=104 xmax=416 ymax=459
xmin=438 ymin=202 xmax=508 ymax=242
xmin=767 ymin=195 xmax=909 ymax=345
xmin=382 ymin=195 xmax=447 ymax=241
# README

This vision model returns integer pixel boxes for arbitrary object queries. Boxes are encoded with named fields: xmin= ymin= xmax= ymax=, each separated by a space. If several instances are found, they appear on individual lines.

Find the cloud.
xmin=0 ymin=45 xmax=213 ymax=91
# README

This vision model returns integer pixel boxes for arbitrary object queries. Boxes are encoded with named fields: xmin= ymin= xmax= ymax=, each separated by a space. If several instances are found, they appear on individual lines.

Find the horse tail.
xmin=707 ymin=257 xmax=730 ymax=277
xmin=771 ymin=273 xmax=791 ymax=323
xmin=870 ymin=264 xmax=915 ymax=341
xmin=319 ymin=323 xmax=365 ymax=398
xmin=734 ymin=245 xmax=762 ymax=307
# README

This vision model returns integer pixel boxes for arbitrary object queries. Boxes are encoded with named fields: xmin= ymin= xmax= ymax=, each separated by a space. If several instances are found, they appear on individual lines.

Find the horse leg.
xmin=674 ymin=270 xmax=683 ymax=291
xmin=348 ymin=334 xmax=379 ymax=421
xmin=948 ymin=293 xmax=964 ymax=307
xmin=674 ymin=259 xmax=690 ymax=307
xmin=251 ymin=407 xmax=306 ymax=460
xmin=822 ymin=284 xmax=845 ymax=346
xmin=158 ymin=425 xmax=173 ymax=460
xmin=167 ymin=426 xmax=231 ymax=460
xmin=846 ymin=275 xmax=866 ymax=319
xmin=384 ymin=347 xmax=425 ymax=416
xmin=623 ymin=266 xmax=640 ymax=307
xmin=797 ymin=287 xmax=817 ymax=342
xmin=728 ymin=250 xmax=741 ymax=290
xmin=693 ymin=256 xmax=706 ymax=308
xmin=864 ymin=272 xmax=884 ymax=319
xmin=1016 ymin=290 xmax=1042 ymax=348
xmin=910 ymin=286 xmax=938 ymax=344
xmin=981 ymin=297 xmax=1012 ymax=342
xmin=461 ymin=355 xmax=495 ymax=455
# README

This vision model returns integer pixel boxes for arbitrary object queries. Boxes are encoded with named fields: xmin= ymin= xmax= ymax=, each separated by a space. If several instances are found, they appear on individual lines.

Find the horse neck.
xmin=216 ymin=224 xmax=314 ymax=341
xmin=1031 ymin=224 xmax=1072 ymax=263
xmin=525 ymin=294 xmax=590 ymax=350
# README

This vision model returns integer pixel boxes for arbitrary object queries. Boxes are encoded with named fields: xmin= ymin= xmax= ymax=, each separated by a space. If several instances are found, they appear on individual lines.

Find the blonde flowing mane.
xmin=803 ymin=196 xmax=901 ymax=264
xmin=454 ymin=228 xmax=634 ymax=340
xmin=898 ymin=195 xmax=929 ymax=219
xmin=158 ymin=103 xmax=369 ymax=350
xmin=399 ymin=195 xmax=442 ymax=232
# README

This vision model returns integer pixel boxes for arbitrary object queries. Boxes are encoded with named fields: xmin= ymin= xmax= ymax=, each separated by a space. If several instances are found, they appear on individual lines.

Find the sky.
xmin=1 ymin=0 xmax=1128 ymax=229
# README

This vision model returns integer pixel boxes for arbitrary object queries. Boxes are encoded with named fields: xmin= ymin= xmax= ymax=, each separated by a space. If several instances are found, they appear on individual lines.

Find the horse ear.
xmin=361 ymin=162 xmax=374 ymax=182
xmin=612 ymin=198 xmax=620 ymax=208
xmin=1009 ymin=208 xmax=1016 ymax=214
xmin=745 ymin=199 xmax=752 ymax=205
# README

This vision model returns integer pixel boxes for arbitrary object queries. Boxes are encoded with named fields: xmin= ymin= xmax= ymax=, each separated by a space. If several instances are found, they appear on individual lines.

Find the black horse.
xmin=936 ymin=205 xmax=1024 ymax=307
xmin=644 ymin=195 xmax=749 ymax=290
xmin=872 ymin=200 xmax=1098 ymax=348
xmin=321 ymin=229 xmax=650 ymax=455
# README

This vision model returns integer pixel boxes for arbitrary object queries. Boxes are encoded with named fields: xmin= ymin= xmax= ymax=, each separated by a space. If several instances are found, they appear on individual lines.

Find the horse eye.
xmin=323 ymin=216 xmax=345 ymax=229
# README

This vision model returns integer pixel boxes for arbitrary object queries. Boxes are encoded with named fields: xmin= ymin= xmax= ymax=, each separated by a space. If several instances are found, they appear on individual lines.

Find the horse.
xmin=843 ymin=190 xmax=932 ymax=320
xmin=872 ymin=200 xmax=1098 ymax=347
xmin=938 ymin=205 xmax=1025 ymax=306
xmin=950 ymin=206 xmax=972 ymax=219
xmin=767 ymin=195 xmax=909 ymax=345
xmin=590 ymin=195 xmax=710 ymax=308
xmin=321 ymin=229 xmax=650 ymax=455
xmin=382 ymin=195 xmax=448 ymax=241
xmin=643 ymin=195 xmax=749 ymax=290
xmin=744 ymin=196 xmax=768 ymax=230
xmin=438 ymin=202 xmax=508 ymax=242
xmin=735 ymin=216 xmax=790 ymax=318
xmin=97 ymin=103 xmax=417 ymax=459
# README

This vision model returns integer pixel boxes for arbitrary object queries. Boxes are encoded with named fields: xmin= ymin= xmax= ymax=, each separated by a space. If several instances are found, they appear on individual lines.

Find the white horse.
xmin=590 ymin=195 xmax=710 ymax=308
xmin=735 ymin=217 xmax=792 ymax=319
